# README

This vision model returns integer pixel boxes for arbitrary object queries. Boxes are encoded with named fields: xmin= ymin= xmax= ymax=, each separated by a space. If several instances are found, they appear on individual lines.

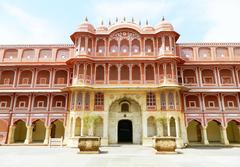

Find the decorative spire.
xmin=146 ymin=19 xmax=148 ymax=25
xmin=85 ymin=16 xmax=88 ymax=22
xmin=132 ymin=17 xmax=134 ymax=23
xmin=116 ymin=17 xmax=118 ymax=22
xmin=101 ymin=20 xmax=104 ymax=25
xmin=123 ymin=16 xmax=126 ymax=22
xmin=109 ymin=19 xmax=111 ymax=26
xmin=139 ymin=20 xmax=141 ymax=26
xmin=162 ymin=16 xmax=165 ymax=21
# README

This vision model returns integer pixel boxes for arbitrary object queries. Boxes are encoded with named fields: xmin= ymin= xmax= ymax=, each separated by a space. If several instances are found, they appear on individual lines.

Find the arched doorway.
xmin=227 ymin=120 xmax=240 ymax=143
xmin=187 ymin=120 xmax=202 ymax=143
xmin=51 ymin=120 xmax=65 ymax=138
xmin=109 ymin=98 xmax=142 ymax=144
xmin=118 ymin=120 xmax=132 ymax=143
xmin=207 ymin=120 xmax=221 ymax=143
xmin=32 ymin=120 xmax=46 ymax=143
xmin=14 ymin=120 xmax=27 ymax=143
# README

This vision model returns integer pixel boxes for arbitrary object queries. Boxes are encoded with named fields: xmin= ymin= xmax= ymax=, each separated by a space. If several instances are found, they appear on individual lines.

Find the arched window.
xmin=85 ymin=92 xmax=90 ymax=111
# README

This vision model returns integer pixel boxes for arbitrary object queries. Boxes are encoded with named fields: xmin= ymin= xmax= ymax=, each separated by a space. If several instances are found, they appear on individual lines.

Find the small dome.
xmin=96 ymin=21 xmax=108 ymax=32
xmin=142 ymin=20 xmax=155 ymax=32
xmin=142 ymin=25 xmax=155 ymax=32
xmin=96 ymin=25 xmax=108 ymax=32
xmin=76 ymin=18 xmax=95 ymax=34
xmin=156 ymin=17 xmax=174 ymax=31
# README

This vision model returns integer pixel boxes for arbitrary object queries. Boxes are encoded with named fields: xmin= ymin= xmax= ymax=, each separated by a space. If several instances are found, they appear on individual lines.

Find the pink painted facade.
xmin=0 ymin=18 xmax=240 ymax=145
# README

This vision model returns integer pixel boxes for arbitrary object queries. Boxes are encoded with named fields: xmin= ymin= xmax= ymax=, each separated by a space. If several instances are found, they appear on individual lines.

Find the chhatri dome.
xmin=76 ymin=17 xmax=95 ymax=34
xmin=156 ymin=17 xmax=174 ymax=31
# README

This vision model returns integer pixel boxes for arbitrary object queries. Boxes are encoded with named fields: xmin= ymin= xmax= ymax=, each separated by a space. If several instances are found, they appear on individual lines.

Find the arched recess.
xmin=0 ymin=70 xmax=15 ymax=85
xmin=109 ymin=65 xmax=118 ymax=81
xmin=96 ymin=39 xmax=105 ymax=56
xmin=145 ymin=39 xmax=153 ymax=55
xmin=22 ymin=49 xmax=35 ymax=61
xmin=131 ymin=39 xmax=140 ymax=55
xmin=219 ymin=69 xmax=233 ymax=84
xmin=147 ymin=116 xmax=156 ymax=137
xmin=109 ymin=39 xmax=118 ymax=56
xmin=39 ymin=49 xmax=52 ymax=61
xmin=3 ymin=49 xmax=18 ymax=62
xmin=95 ymin=65 xmax=105 ymax=82
xmin=227 ymin=120 xmax=240 ymax=143
xmin=207 ymin=120 xmax=221 ymax=143
xmin=132 ymin=65 xmax=140 ymax=82
xmin=56 ymin=49 xmax=69 ymax=61
xmin=14 ymin=120 xmax=27 ymax=143
xmin=145 ymin=65 xmax=154 ymax=81
xmin=50 ymin=120 xmax=64 ymax=138
xmin=75 ymin=117 xmax=81 ymax=136
xmin=19 ymin=70 xmax=32 ymax=85
xmin=120 ymin=39 xmax=129 ymax=56
xmin=187 ymin=120 xmax=202 ymax=143
xmin=201 ymin=69 xmax=215 ymax=84
xmin=36 ymin=70 xmax=50 ymax=85
xmin=120 ymin=65 xmax=129 ymax=81
xmin=170 ymin=117 xmax=176 ymax=137
xmin=54 ymin=70 xmax=67 ymax=85
xmin=94 ymin=116 xmax=103 ymax=137
xmin=32 ymin=120 xmax=46 ymax=143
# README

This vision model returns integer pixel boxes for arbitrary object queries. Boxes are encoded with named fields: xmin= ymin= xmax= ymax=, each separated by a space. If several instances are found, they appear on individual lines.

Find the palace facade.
xmin=0 ymin=18 xmax=240 ymax=147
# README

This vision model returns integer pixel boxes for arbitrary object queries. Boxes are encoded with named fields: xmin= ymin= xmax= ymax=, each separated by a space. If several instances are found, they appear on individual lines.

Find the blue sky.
xmin=0 ymin=0 xmax=239 ymax=44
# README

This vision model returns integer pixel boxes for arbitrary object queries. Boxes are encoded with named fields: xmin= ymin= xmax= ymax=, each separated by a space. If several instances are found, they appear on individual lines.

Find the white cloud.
xmin=202 ymin=0 xmax=240 ymax=42
xmin=0 ymin=2 xmax=61 ymax=44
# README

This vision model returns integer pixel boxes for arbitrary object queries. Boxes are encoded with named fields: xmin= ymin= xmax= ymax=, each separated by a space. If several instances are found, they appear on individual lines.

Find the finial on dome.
xmin=146 ymin=19 xmax=148 ymax=25
xmin=132 ymin=17 xmax=134 ymax=23
xmin=162 ymin=16 xmax=165 ymax=21
xmin=109 ymin=20 xmax=111 ymax=25
xmin=116 ymin=17 xmax=118 ymax=22
xmin=139 ymin=20 xmax=141 ymax=26
xmin=101 ymin=20 xmax=104 ymax=25
xmin=85 ymin=16 xmax=88 ymax=22
xmin=123 ymin=17 xmax=126 ymax=22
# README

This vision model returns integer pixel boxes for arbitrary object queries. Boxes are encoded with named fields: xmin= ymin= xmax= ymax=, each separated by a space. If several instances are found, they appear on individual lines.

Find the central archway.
xmin=108 ymin=97 xmax=142 ymax=144
xmin=118 ymin=120 xmax=133 ymax=143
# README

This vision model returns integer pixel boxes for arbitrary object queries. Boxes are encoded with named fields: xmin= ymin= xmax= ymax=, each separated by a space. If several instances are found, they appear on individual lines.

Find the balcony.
xmin=51 ymin=106 xmax=66 ymax=111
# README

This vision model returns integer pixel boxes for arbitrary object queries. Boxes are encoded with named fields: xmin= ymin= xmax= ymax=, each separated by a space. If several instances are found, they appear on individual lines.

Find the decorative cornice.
xmin=0 ymin=44 xmax=74 ymax=49
xmin=177 ymin=42 xmax=240 ymax=47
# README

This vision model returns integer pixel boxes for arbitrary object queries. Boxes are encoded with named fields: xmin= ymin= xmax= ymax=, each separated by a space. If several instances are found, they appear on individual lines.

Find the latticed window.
xmin=147 ymin=92 xmax=156 ymax=106
xmin=94 ymin=92 xmax=104 ymax=111
xmin=76 ymin=92 xmax=82 ymax=110
xmin=168 ymin=92 xmax=175 ymax=110
xmin=160 ymin=93 xmax=166 ymax=110
xmin=85 ymin=92 xmax=90 ymax=111
xmin=95 ymin=92 xmax=104 ymax=105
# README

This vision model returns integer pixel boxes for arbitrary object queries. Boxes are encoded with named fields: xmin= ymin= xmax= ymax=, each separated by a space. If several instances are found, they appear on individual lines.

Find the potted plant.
xmin=153 ymin=116 xmax=176 ymax=153
xmin=78 ymin=114 xmax=101 ymax=154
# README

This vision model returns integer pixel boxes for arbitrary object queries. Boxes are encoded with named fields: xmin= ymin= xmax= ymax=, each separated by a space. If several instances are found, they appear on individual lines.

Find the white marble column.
xmin=201 ymin=126 xmax=209 ymax=145
xmin=7 ymin=125 xmax=15 ymax=144
xmin=220 ymin=127 xmax=229 ymax=145
xmin=43 ymin=126 xmax=51 ymax=144
xmin=24 ymin=126 xmax=33 ymax=144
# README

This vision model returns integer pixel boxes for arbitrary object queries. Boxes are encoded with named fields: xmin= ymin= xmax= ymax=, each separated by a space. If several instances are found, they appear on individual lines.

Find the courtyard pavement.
xmin=0 ymin=145 xmax=240 ymax=167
